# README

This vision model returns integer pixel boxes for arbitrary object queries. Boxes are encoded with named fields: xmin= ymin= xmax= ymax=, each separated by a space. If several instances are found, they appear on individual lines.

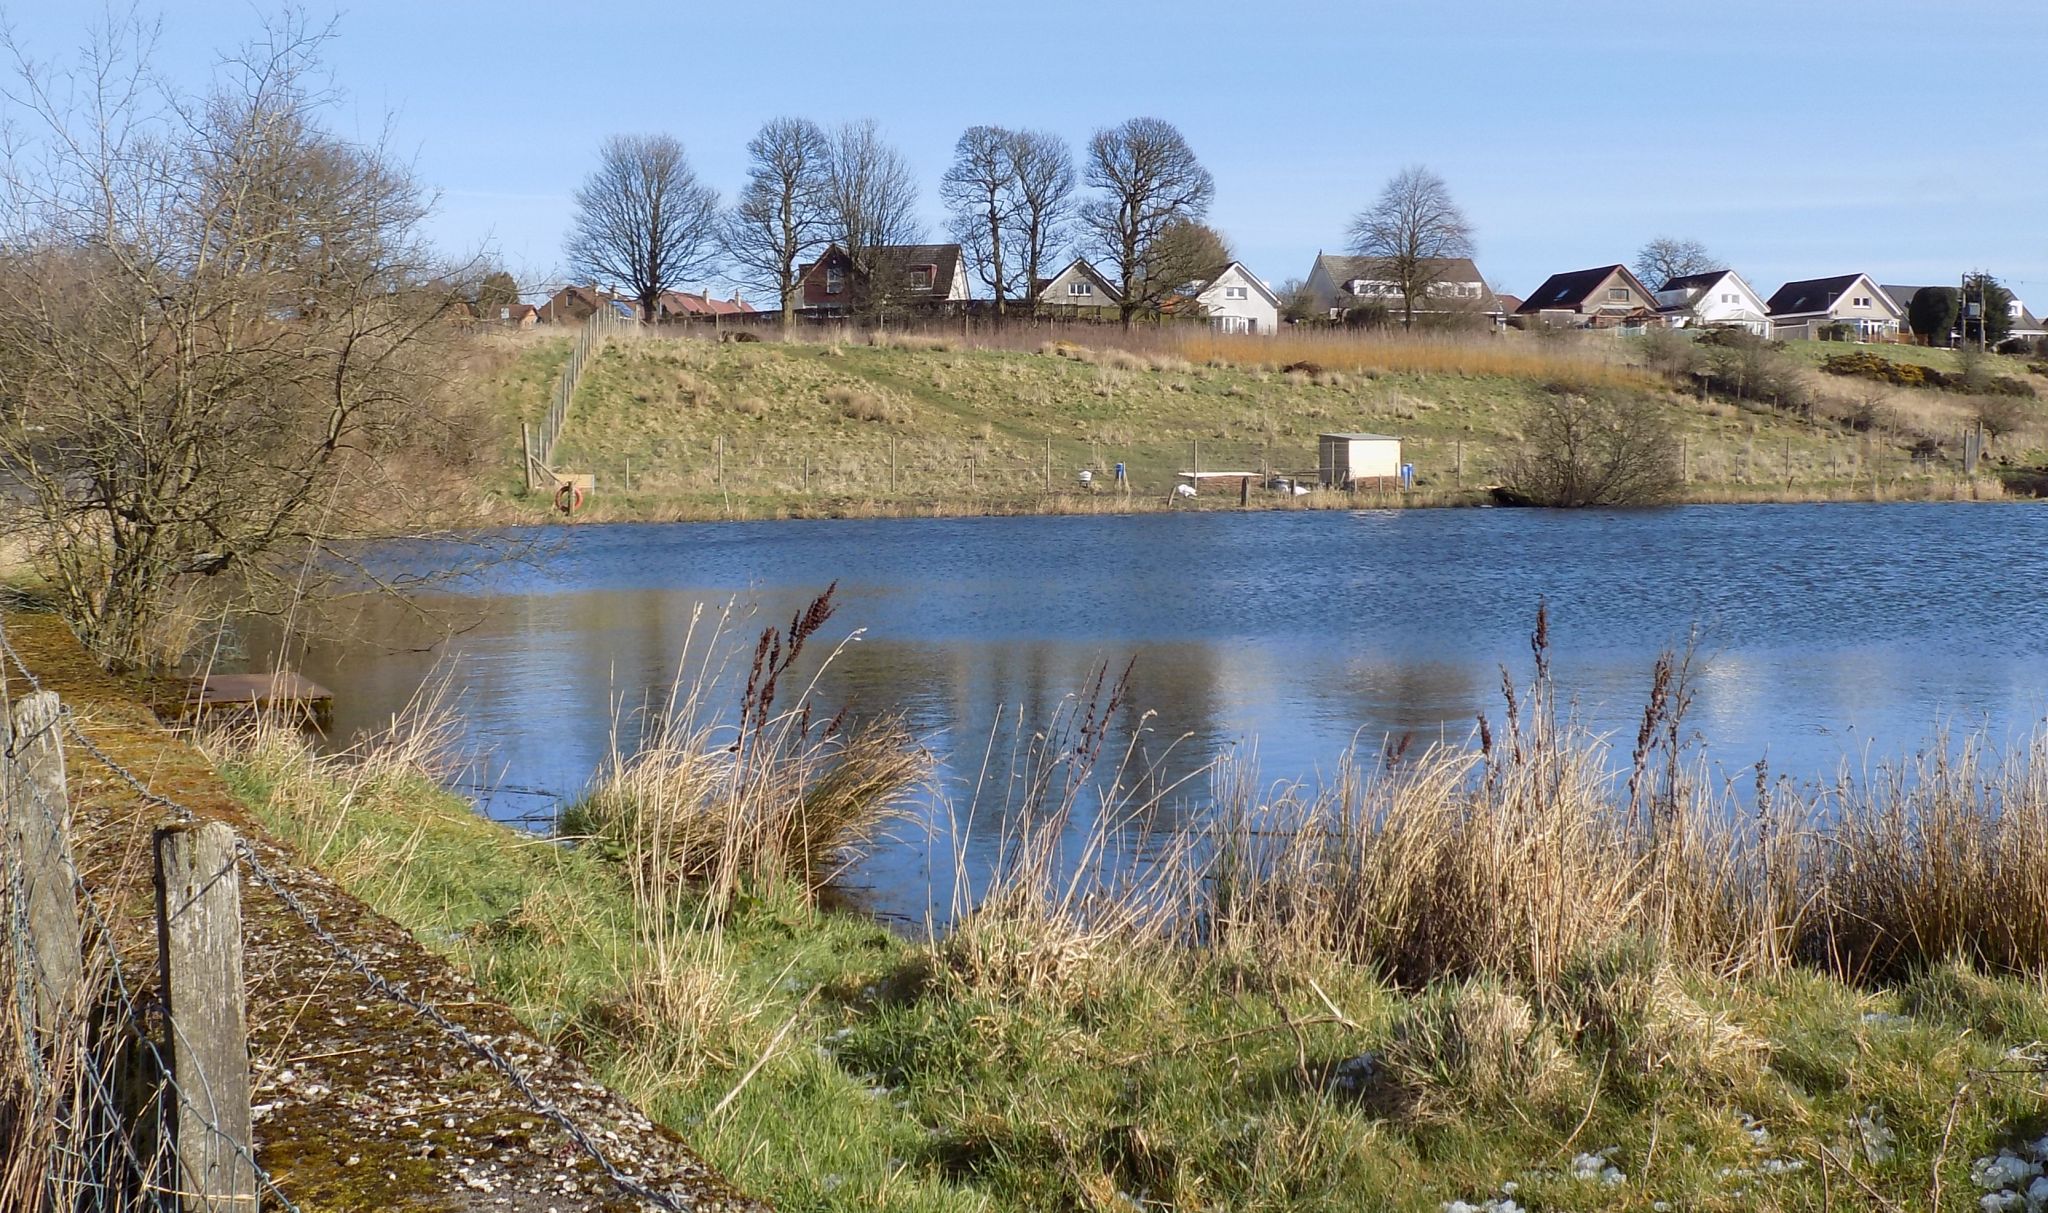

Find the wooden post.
xmin=1454 ymin=440 xmax=1464 ymax=488
xmin=4 ymin=692 xmax=84 ymax=1039
xmin=891 ymin=438 xmax=899 ymax=492
xmin=1044 ymin=436 xmax=1052 ymax=492
xmin=1783 ymin=439 xmax=1792 ymax=487
xmin=520 ymin=423 xmax=535 ymax=494
xmin=624 ymin=456 xmax=631 ymax=491
xmin=803 ymin=454 xmax=811 ymax=493
xmin=155 ymin=821 xmax=256 ymax=1213
xmin=1239 ymin=476 xmax=1250 ymax=507
xmin=1680 ymin=436 xmax=1690 ymax=483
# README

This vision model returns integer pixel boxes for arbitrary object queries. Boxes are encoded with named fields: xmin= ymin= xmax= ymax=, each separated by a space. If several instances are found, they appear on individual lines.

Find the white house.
xmin=1189 ymin=261 xmax=1280 ymax=335
xmin=1765 ymin=273 xmax=1902 ymax=341
xmin=1653 ymin=270 xmax=1772 ymax=336
xmin=1304 ymin=253 xmax=1506 ymax=327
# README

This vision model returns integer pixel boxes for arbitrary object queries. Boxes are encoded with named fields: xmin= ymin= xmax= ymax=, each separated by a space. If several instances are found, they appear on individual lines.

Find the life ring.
xmin=554 ymin=482 xmax=584 ymax=513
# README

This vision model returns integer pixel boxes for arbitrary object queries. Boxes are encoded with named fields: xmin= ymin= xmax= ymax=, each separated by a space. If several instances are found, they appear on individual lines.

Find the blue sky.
xmin=9 ymin=2 xmax=2047 ymax=303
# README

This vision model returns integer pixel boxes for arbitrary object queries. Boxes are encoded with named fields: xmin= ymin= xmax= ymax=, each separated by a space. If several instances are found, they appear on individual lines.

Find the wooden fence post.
xmin=155 ymin=821 xmax=256 ymax=1213
xmin=4 ymin=691 xmax=84 ymax=1040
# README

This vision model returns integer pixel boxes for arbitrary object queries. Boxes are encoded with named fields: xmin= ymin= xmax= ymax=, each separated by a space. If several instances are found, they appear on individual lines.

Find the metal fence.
xmin=526 ymin=307 xmax=631 ymax=492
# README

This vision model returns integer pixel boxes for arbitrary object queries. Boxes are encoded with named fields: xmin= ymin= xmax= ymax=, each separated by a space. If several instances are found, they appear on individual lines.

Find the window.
xmin=906 ymin=265 xmax=936 ymax=290
xmin=1225 ymin=286 xmax=1248 ymax=300
xmin=1853 ymin=296 xmax=1870 ymax=308
xmin=1068 ymin=281 xmax=1093 ymax=297
xmin=825 ymin=267 xmax=844 ymax=295
xmin=1608 ymin=287 xmax=1629 ymax=301
xmin=1722 ymin=293 xmax=1736 ymax=304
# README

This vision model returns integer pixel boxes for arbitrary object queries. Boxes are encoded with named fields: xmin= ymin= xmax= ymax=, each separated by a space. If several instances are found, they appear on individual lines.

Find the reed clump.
xmin=568 ymin=588 xmax=926 ymax=911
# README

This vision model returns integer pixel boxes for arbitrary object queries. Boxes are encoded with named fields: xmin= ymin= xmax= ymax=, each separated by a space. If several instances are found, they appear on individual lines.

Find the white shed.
xmin=1318 ymin=433 xmax=1403 ymax=487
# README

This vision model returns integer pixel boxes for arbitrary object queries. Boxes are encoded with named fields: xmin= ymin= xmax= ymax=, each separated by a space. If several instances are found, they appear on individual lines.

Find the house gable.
xmin=1766 ymin=273 xmax=1900 ymax=321
xmin=1517 ymin=265 xmax=1657 ymax=316
xmin=1037 ymin=258 xmax=1121 ymax=307
xmin=1309 ymin=252 xmax=1504 ymax=318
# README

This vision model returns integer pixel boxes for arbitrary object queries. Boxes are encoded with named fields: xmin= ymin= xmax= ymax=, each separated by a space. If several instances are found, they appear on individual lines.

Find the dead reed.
xmin=571 ymin=588 xmax=927 ymax=915
xmin=935 ymin=605 xmax=2048 ymax=1004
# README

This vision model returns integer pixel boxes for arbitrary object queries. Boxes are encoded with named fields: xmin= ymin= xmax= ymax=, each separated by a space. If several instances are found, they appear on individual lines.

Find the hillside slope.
xmin=468 ymin=329 xmax=2047 ymax=519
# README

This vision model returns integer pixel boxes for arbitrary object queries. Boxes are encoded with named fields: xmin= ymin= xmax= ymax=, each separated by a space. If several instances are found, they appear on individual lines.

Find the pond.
xmin=261 ymin=503 xmax=2048 ymax=926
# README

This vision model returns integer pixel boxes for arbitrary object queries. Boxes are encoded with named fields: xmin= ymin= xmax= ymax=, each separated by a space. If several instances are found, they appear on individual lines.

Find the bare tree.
xmin=723 ymin=116 xmax=831 ymax=333
xmin=941 ymin=125 xmax=1022 ymax=318
xmin=822 ymin=120 xmax=922 ymax=317
xmin=1081 ymin=117 xmax=1215 ymax=326
xmin=1633 ymin=236 xmax=1717 ymax=290
xmin=1501 ymin=393 xmax=1681 ymax=507
xmin=0 ymin=16 xmax=486 ymax=670
xmin=1347 ymin=166 xmax=1474 ymax=331
xmin=1010 ymin=130 xmax=1074 ymax=309
xmin=566 ymin=134 xmax=720 ymax=323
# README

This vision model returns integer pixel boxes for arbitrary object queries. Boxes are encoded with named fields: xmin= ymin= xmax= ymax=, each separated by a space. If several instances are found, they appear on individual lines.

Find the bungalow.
xmin=1764 ymin=274 xmax=1901 ymax=341
xmin=796 ymin=243 xmax=971 ymax=314
xmin=1515 ymin=265 xmax=1662 ymax=328
xmin=1653 ymin=270 xmax=1772 ymax=336
xmin=1303 ymin=253 xmax=1505 ymax=327
xmin=1032 ymin=258 xmax=1122 ymax=314
xmin=1884 ymin=284 xmax=2047 ymax=345
xmin=1188 ymin=262 xmax=1281 ymax=335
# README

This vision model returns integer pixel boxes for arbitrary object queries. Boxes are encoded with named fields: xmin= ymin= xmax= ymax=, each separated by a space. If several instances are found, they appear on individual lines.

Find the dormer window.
xmin=906 ymin=265 xmax=937 ymax=290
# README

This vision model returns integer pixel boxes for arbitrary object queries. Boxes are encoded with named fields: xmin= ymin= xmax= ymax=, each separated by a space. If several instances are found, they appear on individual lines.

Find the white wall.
xmin=1198 ymin=265 xmax=1278 ymax=335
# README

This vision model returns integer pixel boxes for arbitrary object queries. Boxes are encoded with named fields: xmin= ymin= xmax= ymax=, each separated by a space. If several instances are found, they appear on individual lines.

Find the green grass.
xmin=219 ymin=730 xmax=2048 ymax=1213
xmin=478 ymin=330 xmax=2028 ymax=521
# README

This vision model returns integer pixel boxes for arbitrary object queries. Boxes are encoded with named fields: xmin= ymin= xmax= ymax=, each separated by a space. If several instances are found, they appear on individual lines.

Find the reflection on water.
xmin=251 ymin=503 xmax=2048 ymax=926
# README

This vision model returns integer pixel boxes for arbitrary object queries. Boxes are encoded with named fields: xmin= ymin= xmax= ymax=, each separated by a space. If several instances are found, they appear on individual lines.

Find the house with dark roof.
xmin=1303 ymin=253 xmax=1506 ymax=327
xmin=1764 ymin=274 xmax=1901 ymax=341
xmin=1884 ymin=283 xmax=2046 ymax=345
xmin=797 ymin=243 xmax=971 ymax=314
xmin=1033 ymin=258 xmax=1122 ymax=314
xmin=1653 ymin=270 xmax=1772 ymax=336
xmin=1514 ymin=265 xmax=1662 ymax=328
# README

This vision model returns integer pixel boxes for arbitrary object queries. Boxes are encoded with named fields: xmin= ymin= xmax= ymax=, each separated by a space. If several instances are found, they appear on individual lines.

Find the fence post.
xmin=4 ymin=691 xmax=85 ymax=1039
xmin=155 ymin=821 xmax=256 ymax=1213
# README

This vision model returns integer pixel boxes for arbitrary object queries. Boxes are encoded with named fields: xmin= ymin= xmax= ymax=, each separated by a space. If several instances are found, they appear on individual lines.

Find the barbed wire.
xmin=1 ymin=621 xmax=701 ymax=1213
xmin=5 ymin=685 xmax=295 ymax=1213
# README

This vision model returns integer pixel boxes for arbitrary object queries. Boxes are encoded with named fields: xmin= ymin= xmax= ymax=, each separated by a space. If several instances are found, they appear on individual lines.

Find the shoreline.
xmin=475 ymin=473 xmax=2027 ymax=528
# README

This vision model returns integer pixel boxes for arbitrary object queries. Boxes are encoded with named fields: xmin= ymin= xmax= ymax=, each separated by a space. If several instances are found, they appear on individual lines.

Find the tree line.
xmin=567 ymin=116 xmax=1237 ymax=329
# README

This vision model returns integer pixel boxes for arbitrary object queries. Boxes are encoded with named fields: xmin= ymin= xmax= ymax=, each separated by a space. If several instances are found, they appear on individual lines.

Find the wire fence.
xmin=1 ymin=622 xmax=704 ymax=1213
xmin=529 ymin=307 xmax=631 ymax=489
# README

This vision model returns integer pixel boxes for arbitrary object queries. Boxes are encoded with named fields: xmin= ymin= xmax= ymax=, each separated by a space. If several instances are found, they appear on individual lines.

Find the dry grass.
xmin=570 ymin=590 xmax=927 ymax=914
xmin=1172 ymin=328 xmax=1655 ymax=391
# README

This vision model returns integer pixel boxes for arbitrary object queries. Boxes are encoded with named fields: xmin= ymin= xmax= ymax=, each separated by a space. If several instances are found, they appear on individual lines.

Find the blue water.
xmin=274 ymin=503 xmax=2048 ymax=924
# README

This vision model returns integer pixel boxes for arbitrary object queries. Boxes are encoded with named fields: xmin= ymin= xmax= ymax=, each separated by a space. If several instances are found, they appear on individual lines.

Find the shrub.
xmin=1499 ymin=391 xmax=1682 ymax=507
xmin=825 ymin=385 xmax=910 ymax=423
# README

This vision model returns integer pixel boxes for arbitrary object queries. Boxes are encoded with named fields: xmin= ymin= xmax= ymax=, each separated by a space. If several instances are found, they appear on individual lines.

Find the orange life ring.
xmin=554 ymin=482 xmax=584 ymax=513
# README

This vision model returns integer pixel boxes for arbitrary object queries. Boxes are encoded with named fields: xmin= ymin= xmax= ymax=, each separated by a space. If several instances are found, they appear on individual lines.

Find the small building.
xmin=1318 ymin=432 xmax=1403 ymax=487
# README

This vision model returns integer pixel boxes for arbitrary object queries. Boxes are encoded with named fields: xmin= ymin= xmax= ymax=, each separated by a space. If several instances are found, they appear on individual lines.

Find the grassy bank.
xmin=208 ymin=614 xmax=2048 ymax=1213
xmin=464 ymin=327 xmax=2048 ymax=521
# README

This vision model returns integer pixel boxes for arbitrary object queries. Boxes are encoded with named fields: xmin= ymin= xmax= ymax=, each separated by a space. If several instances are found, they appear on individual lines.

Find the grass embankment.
xmin=466 ymin=327 xmax=2048 ymax=521
xmin=212 ymin=607 xmax=2048 ymax=1213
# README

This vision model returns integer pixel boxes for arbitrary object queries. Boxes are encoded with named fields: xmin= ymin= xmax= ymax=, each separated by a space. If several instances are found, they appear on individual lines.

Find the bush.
xmin=1499 ymin=391 xmax=1682 ymax=507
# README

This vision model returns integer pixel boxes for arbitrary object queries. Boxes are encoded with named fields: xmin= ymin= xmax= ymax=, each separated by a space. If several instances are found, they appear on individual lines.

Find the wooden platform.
xmin=179 ymin=672 xmax=334 ymax=724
